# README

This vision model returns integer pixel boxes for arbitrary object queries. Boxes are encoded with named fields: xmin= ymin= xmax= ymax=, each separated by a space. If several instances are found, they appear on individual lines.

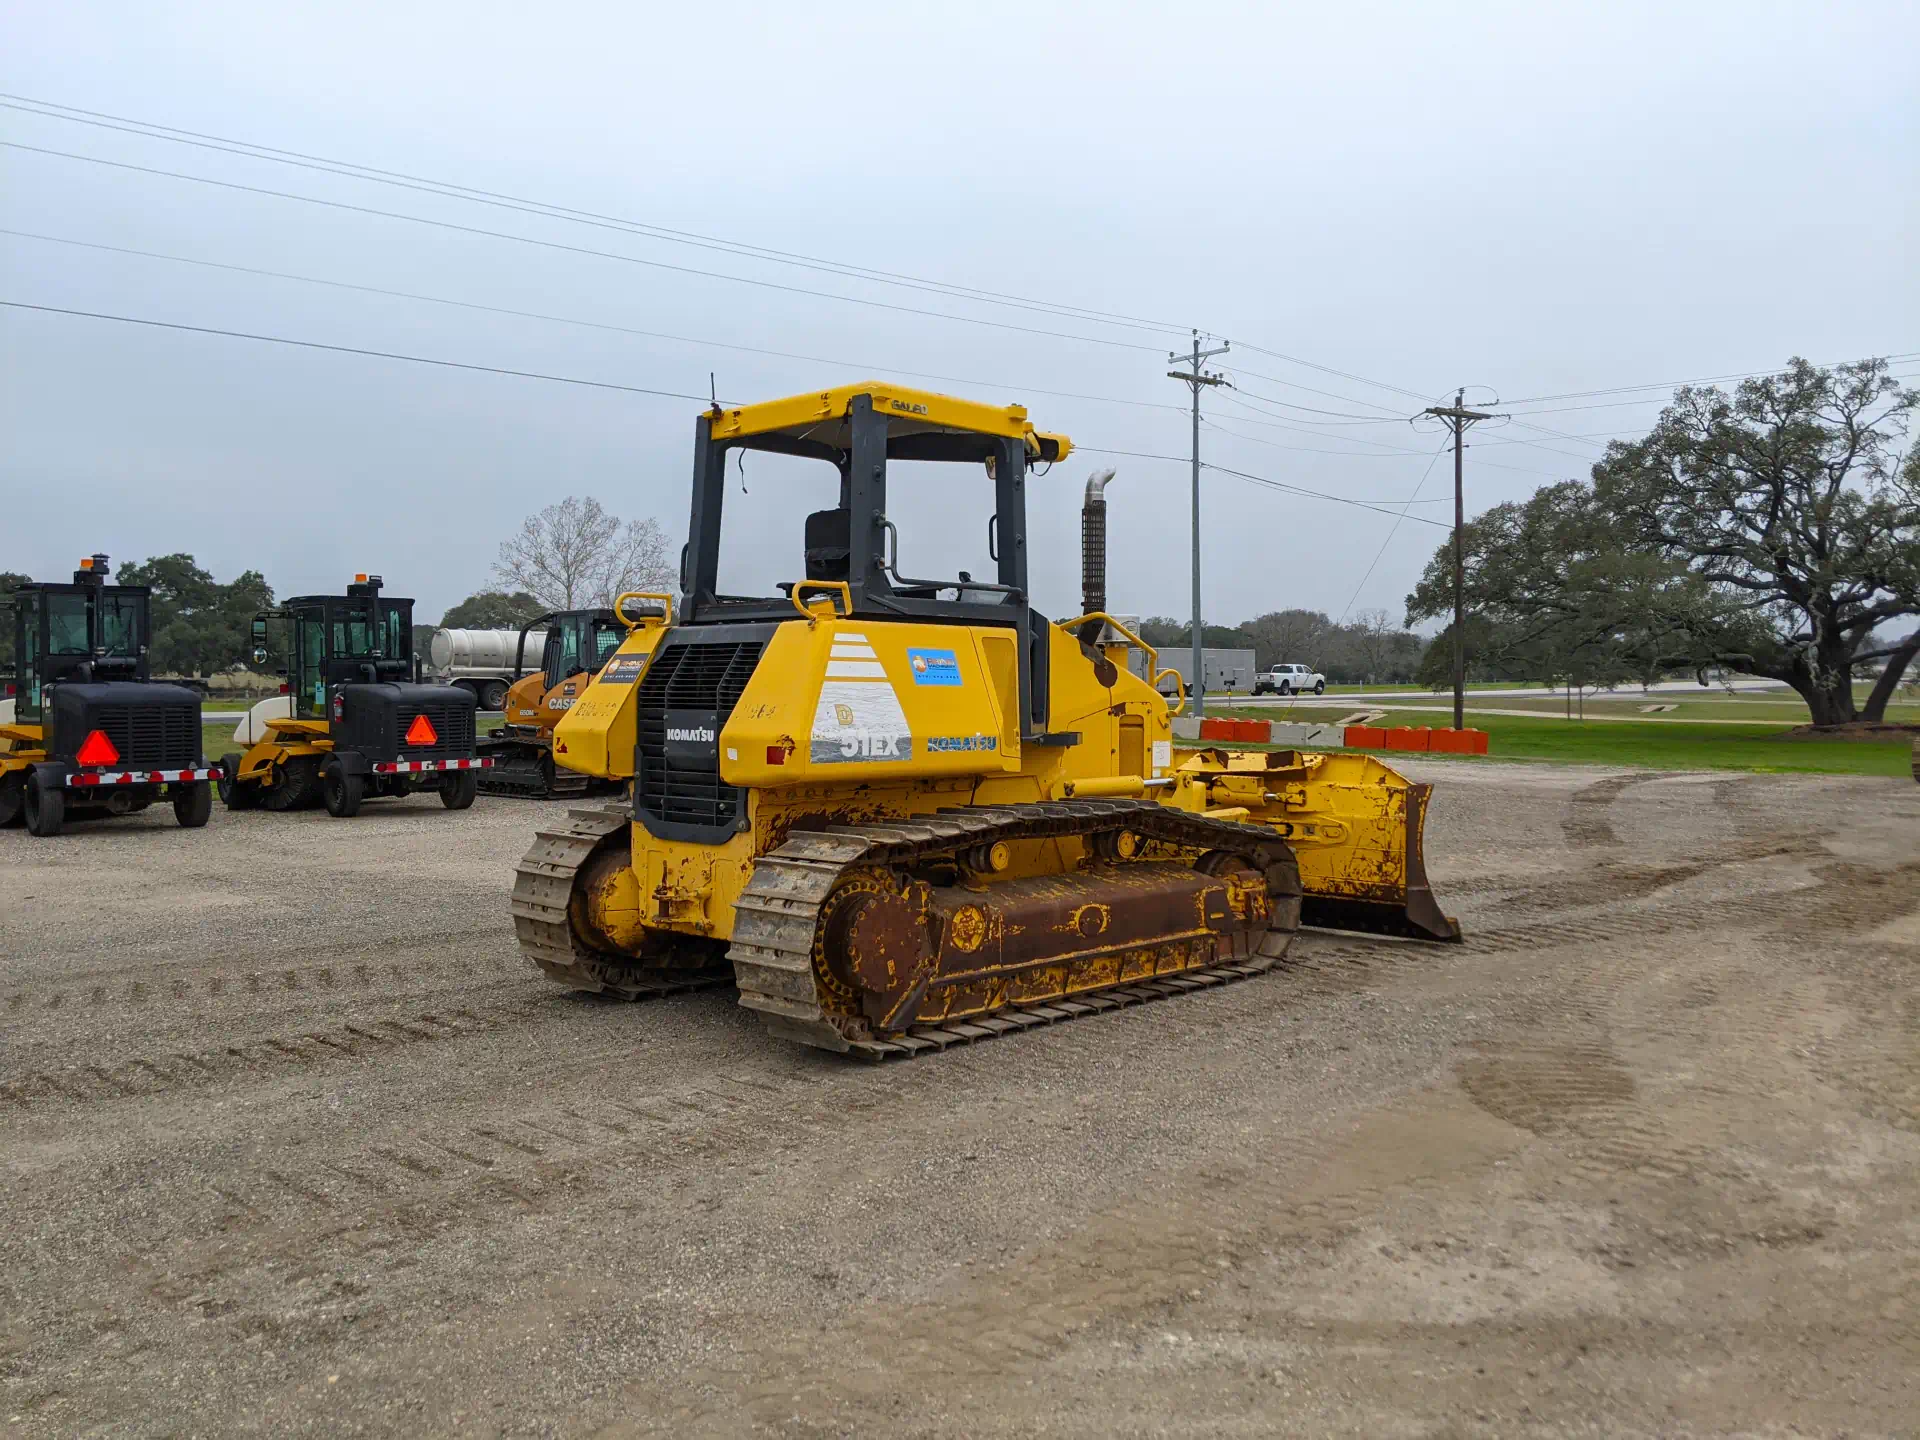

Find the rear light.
xmin=405 ymin=712 xmax=439 ymax=746
xmin=766 ymin=745 xmax=786 ymax=765
xmin=75 ymin=729 xmax=120 ymax=767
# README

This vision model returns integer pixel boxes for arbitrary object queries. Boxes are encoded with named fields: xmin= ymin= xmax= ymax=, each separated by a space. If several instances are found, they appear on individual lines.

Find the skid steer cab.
xmin=1 ymin=553 xmax=218 ymax=838
xmin=220 ymin=575 xmax=490 ymax=817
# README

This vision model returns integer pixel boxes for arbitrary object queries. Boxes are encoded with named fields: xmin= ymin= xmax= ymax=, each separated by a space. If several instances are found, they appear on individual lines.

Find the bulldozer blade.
xmin=1297 ymin=781 xmax=1461 ymax=943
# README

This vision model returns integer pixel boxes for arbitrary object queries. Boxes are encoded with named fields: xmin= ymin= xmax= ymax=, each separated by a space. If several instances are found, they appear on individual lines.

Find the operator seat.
xmin=804 ymin=508 xmax=852 ymax=582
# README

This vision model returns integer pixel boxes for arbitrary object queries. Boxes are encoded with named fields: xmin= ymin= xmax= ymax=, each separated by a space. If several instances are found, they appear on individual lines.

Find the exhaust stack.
xmin=1080 ymin=468 xmax=1117 ymax=621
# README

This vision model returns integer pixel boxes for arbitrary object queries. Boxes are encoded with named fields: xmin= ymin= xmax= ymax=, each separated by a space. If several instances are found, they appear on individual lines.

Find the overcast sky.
xmin=4 ymin=1 xmax=1915 ymax=630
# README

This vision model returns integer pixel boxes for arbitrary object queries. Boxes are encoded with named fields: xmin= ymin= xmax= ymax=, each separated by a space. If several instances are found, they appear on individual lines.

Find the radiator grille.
xmin=398 ymin=702 xmax=475 ymax=757
xmin=92 ymin=703 xmax=198 ymax=768
xmin=635 ymin=640 xmax=763 ymax=836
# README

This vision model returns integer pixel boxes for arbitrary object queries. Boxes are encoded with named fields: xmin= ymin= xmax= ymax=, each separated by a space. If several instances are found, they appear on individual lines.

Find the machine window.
xmin=98 ymin=595 xmax=141 ymax=656
xmin=47 ymin=594 xmax=91 ymax=655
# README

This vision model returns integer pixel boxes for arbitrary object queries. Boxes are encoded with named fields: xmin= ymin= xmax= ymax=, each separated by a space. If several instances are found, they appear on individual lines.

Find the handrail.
xmin=789 ymin=580 xmax=852 ymax=624
xmin=1054 ymin=610 xmax=1185 ymax=716
xmin=613 ymin=591 xmax=674 ymax=631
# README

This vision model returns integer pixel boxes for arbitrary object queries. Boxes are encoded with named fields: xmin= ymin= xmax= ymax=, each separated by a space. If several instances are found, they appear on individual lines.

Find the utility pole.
xmin=1168 ymin=330 xmax=1229 ymax=717
xmin=1422 ymin=389 xmax=1495 ymax=731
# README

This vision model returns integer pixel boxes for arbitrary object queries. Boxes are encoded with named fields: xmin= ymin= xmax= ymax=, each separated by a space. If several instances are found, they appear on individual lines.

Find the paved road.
xmin=3 ymin=766 xmax=1917 ymax=1436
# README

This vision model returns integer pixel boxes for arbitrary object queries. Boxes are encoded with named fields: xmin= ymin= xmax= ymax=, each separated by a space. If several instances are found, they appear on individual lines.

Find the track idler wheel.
xmin=820 ymin=870 xmax=937 ymax=1031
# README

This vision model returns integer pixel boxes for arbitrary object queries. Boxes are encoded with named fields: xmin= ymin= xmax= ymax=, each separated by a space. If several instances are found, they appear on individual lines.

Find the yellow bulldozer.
xmin=512 ymin=383 xmax=1458 ymax=1058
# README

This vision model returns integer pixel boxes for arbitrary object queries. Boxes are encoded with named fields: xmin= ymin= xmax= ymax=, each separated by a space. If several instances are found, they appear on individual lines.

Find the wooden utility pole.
xmin=1422 ymin=389 xmax=1495 ymax=730
xmin=1168 ymin=331 xmax=1230 ymax=717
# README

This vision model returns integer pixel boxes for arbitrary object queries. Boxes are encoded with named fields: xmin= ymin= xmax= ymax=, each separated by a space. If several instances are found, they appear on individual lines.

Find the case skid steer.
xmin=221 ymin=575 xmax=490 ymax=816
xmin=1 ymin=554 xmax=219 ymax=837
xmin=476 ymin=607 xmax=630 ymax=798
xmin=512 ymin=384 xmax=1460 ymax=1058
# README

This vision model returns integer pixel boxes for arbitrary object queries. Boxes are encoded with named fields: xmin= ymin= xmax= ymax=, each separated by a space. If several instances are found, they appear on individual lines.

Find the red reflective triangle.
xmin=76 ymin=728 xmax=120 ymax=766
xmin=404 ymin=712 xmax=439 ymax=746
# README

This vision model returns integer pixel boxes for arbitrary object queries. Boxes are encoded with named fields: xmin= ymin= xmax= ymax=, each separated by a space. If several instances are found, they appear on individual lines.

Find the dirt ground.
xmin=2 ymin=761 xmax=1917 ymax=1438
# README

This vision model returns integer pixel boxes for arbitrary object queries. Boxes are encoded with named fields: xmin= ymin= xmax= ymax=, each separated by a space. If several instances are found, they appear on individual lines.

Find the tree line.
xmin=1405 ymin=358 xmax=1918 ymax=725
xmin=1137 ymin=610 xmax=1426 ymax=685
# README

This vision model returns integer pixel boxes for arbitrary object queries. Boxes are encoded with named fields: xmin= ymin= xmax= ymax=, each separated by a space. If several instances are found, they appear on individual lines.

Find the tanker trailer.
xmin=425 ymin=627 xmax=549 ymax=711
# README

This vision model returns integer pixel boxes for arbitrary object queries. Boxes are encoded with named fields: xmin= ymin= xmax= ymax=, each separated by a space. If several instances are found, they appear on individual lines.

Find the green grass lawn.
xmin=1213 ymin=706 xmax=1914 ymax=777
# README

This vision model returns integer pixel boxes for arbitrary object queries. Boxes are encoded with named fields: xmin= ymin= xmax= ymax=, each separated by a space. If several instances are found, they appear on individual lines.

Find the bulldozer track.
xmin=0 ymin=1001 xmax=553 ymax=1113
xmin=510 ymin=806 xmax=735 ymax=998
xmin=728 ymin=798 xmax=1300 ymax=1058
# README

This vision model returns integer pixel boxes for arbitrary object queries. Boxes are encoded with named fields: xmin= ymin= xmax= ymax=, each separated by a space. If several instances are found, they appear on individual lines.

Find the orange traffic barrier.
xmin=1385 ymin=726 xmax=1431 ymax=752
xmin=1238 ymin=718 xmax=1271 ymax=743
xmin=1427 ymin=728 xmax=1490 ymax=755
xmin=1198 ymin=718 xmax=1235 ymax=741
xmin=1345 ymin=725 xmax=1387 ymax=748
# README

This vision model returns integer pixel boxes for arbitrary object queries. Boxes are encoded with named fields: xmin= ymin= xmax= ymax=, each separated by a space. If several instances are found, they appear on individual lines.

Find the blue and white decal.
xmin=907 ymin=647 xmax=962 ymax=686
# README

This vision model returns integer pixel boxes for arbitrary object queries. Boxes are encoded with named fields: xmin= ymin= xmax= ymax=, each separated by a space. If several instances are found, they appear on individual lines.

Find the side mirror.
xmin=252 ymin=646 xmax=270 ymax=666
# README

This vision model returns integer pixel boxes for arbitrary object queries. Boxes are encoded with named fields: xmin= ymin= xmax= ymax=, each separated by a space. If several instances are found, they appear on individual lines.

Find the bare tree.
xmin=495 ymin=496 xmax=678 ymax=612
xmin=599 ymin=514 xmax=677 ymax=607
xmin=1350 ymin=608 xmax=1398 ymax=685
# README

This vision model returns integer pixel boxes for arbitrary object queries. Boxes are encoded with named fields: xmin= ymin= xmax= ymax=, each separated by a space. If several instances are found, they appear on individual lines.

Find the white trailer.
xmin=425 ymin=627 xmax=547 ymax=711
xmin=1129 ymin=647 xmax=1258 ymax=697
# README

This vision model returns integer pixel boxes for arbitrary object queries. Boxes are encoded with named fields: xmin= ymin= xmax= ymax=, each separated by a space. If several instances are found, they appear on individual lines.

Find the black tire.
xmin=322 ymin=761 xmax=364 ymax=818
xmin=217 ymin=755 xmax=258 ymax=810
xmin=174 ymin=781 xmax=213 ymax=828
xmin=24 ymin=770 xmax=64 ymax=837
xmin=1278 ymin=681 xmax=1292 ymax=696
xmin=1314 ymin=680 xmax=1326 ymax=695
xmin=439 ymin=770 xmax=478 ymax=810
xmin=480 ymin=680 xmax=508 ymax=711
xmin=0 ymin=772 xmax=22 ymax=828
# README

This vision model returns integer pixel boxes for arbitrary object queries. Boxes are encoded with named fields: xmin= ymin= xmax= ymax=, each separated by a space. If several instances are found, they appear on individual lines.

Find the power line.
xmin=1196 ymin=462 xmax=1451 ymax=527
xmin=1333 ymin=439 xmax=1454 ymax=626
xmin=0 ymin=226 xmax=1188 ymax=417
xmin=1214 ymin=374 xmax=1404 ymax=423
xmin=1202 ymin=407 xmax=1570 ymax=479
xmin=2 ymin=298 xmax=1457 ymax=523
xmin=0 ymin=140 xmax=1167 ymax=355
xmin=0 ymin=299 xmax=721 ymax=403
xmin=1231 ymin=340 xmax=1435 ymax=403
xmin=0 ymin=93 xmax=1194 ymax=340
xmin=1073 ymin=446 xmax=1450 ymax=518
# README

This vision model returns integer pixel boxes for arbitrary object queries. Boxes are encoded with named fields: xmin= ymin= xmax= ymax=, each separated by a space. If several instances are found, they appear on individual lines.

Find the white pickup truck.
xmin=1254 ymin=663 xmax=1326 ymax=696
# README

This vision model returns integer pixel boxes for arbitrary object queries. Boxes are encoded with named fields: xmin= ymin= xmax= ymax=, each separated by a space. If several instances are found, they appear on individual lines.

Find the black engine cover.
xmin=49 ymin=682 xmax=203 ymax=768
xmin=334 ymin=682 xmax=477 ymax=762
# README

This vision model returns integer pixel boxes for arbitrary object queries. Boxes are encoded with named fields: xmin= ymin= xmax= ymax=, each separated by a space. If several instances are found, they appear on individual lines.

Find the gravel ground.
xmin=3 ymin=762 xmax=1917 ymax=1437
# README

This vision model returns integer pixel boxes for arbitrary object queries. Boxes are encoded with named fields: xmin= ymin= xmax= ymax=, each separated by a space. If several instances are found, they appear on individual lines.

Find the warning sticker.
xmin=599 ymin=654 xmax=648 ymax=685
xmin=1151 ymin=739 xmax=1172 ymax=773
xmin=810 ymin=681 xmax=912 ymax=763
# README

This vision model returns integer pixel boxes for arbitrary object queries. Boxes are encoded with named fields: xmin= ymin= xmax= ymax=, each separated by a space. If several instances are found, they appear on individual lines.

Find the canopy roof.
xmin=704 ymin=381 xmax=1071 ymax=465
